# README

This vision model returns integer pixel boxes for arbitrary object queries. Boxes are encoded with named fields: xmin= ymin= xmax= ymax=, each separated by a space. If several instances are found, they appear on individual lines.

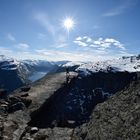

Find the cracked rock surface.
xmin=74 ymin=80 xmax=140 ymax=140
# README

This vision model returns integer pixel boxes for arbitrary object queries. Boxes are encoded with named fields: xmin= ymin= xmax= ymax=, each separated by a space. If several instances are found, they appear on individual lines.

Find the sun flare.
xmin=63 ymin=18 xmax=74 ymax=32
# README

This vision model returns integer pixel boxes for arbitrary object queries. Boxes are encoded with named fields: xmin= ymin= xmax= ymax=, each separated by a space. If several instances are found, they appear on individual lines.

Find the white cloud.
xmin=0 ymin=47 xmax=16 ymax=58
xmin=0 ymin=46 xmax=132 ymax=62
xmin=34 ymin=12 xmax=56 ymax=36
xmin=97 ymin=47 xmax=106 ymax=51
xmin=94 ymin=40 xmax=102 ymax=45
xmin=16 ymin=43 xmax=30 ymax=49
xmin=105 ymin=38 xmax=115 ymax=43
xmin=86 ymin=37 xmax=92 ymax=43
xmin=75 ymin=36 xmax=82 ymax=41
xmin=7 ymin=33 xmax=16 ymax=41
xmin=74 ymin=36 xmax=125 ymax=50
xmin=73 ymin=40 xmax=88 ymax=47
xmin=0 ymin=47 xmax=13 ymax=53
xmin=56 ymin=43 xmax=67 ymax=48
xmin=89 ymin=44 xmax=98 ymax=48
xmin=35 ymin=49 xmax=103 ymax=61
xmin=113 ymin=41 xmax=125 ymax=50
xmin=103 ymin=0 xmax=138 ymax=17
xmin=83 ymin=36 xmax=92 ymax=43
xmin=51 ymin=34 xmax=68 ymax=48
xmin=104 ymin=38 xmax=125 ymax=50
xmin=34 ymin=48 xmax=130 ymax=62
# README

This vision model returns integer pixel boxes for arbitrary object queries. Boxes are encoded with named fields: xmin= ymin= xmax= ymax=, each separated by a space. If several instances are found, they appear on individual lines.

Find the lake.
xmin=28 ymin=72 xmax=47 ymax=82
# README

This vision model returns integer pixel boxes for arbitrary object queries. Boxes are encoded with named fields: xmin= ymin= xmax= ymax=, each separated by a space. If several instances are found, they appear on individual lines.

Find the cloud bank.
xmin=15 ymin=43 xmax=30 ymax=49
xmin=74 ymin=36 xmax=125 ymax=50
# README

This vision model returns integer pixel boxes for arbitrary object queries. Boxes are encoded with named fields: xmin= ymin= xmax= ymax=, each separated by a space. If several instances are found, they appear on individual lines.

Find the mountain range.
xmin=0 ymin=54 xmax=140 ymax=139
xmin=0 ymin=54 xmax=140 ymax=93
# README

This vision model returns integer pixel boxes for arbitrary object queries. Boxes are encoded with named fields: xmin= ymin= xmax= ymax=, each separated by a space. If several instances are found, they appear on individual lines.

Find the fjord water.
xmin=28 ymin=72 xmax=47 ymax=82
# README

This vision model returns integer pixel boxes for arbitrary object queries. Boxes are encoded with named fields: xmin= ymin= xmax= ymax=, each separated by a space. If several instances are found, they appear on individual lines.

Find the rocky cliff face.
xmin=0 ymin=60 xmax=27 ymax=94
xmin=0 ymin=71 xmax=27 ymax=97
xmin=73 ymin=80 xmax=140 ymax=140
xmin=0 ymin=71 xmax=139 ymax=140
xmin=28 ymin=72 xmax=136 ymax=128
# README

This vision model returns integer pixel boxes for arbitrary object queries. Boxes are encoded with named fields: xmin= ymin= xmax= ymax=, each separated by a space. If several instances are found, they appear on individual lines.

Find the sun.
xmin=63 ymin=17 xmax=75 ymax=32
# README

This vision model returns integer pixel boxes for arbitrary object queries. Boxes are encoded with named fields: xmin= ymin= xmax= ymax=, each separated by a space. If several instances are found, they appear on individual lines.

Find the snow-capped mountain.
xmin=76 ymin=55 xmax=140 ymax=76
xmin=0 ymin=55 xmax=59 ymax=92
xmin=63 ymin=61 xmax=86 ymax=67
xmin=0 ymin=55 xmax=20 ymax=71
xmin=56 ymin=61 xmax=86 ymax=73
xmin=1 ymin=54 xmax=140 ymax=92
xmin=21 ymin=60 xmax=60 ymax=82
xmin=21 ymin=60 xmax=59 ymax=75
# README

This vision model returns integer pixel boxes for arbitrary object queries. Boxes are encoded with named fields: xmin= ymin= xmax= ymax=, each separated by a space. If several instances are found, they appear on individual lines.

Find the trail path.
xmin=26 ymin=72 xmax=77 ymax=113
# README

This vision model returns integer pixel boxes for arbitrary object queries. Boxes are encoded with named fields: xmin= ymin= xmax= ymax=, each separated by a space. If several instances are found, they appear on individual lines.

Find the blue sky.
xmin=0 ymin=0 xmax=140 ymax=61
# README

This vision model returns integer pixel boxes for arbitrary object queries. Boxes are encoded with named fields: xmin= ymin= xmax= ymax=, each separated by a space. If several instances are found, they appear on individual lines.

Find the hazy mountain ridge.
xmin=21 ymin=60 xmax=57 ymax=73
xmin=1 ymin=54 xmax=140 ymax=75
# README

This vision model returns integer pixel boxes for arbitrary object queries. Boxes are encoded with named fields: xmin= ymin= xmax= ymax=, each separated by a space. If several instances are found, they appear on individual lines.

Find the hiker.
xmin=66 ymin=67 xmax=69 ymax=75
xmin=66 ymin=67 xmax=70 ymax=83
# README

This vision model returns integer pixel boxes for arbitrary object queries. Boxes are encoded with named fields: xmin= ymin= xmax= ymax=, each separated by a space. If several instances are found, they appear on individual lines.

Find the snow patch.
xmin=76 ymin=55 xmax=140 ymax=76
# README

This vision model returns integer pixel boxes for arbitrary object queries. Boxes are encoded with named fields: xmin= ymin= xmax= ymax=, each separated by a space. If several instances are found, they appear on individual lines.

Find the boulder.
xmin=21 ymin=93 xmax=29 ymax=97
xmin=21 ymin=86 xmax=31 ymax=92
xmin=21 ymin=98 xmax=32 ymax=108
xmin=8 ymin=102 xmax=25 ymax=113
xmin=0 ymin=106 xmax=7 ymax=115
xmin=30 ymin=127 xmax=38 ymax=134
xmin=8 ymin=96 xmax=21 ymax=104
xmin=0 ymin=100 xmax=9 ymax=105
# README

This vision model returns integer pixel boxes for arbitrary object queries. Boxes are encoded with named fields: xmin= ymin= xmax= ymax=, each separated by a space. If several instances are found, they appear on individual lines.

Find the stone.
xmin=21 ymin=93 xmax=29 ymax=97
xmin=0 ymin=100 xmax=9 ymax=105
xmin=20 ymin=98 xmax=32 ymax=108
xmin=21 ymin=86 xmax=31 ymax=92
xmin=9 ymin=96 xmax=21 ymax=104
xmin=0 ymin=104 xmax=8 ymax=114
xmin=30 ymin=127 xmax=39 ymax=134
xmin=8 ymin=102 xmax=25 ymax=113
xmin=67 ymin=120 xmax=75 ymax=124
